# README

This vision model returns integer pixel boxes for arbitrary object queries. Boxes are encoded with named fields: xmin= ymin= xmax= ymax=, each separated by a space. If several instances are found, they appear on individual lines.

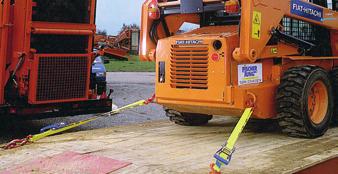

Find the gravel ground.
xmin=0 ymin=72 xmax=166 ymax=144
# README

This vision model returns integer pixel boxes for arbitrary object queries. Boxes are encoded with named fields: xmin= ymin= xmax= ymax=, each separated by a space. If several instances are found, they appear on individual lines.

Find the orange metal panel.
xmin=104 ymin=47 xmax=130 ymax=60
xmin=139 ymin=0 xmax=199 ymax=61
xmin=31 ymin=22 xmax=96 ymax=32
xmin=0 ymin=0 xmax=10 ymax=105
xmin=158 ymin=0 xmax=223 ymax=7
xmin=260 ymin=44 xmax=299 ymax=59
xmin=31 ymin=28 xmax=93 ymax=35
xmin=234 ymin=0 xmax=338 ymax=63
xmin=296 ymin=157 xmax=338 ymax=174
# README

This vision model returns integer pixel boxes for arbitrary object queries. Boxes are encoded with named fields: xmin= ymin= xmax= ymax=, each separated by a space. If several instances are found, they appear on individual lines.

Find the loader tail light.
xmin=148 ymin=0 xmax=160 ymax=20
xmin=211 ymin=53 xmax=220 ymax=62
xmin=225 ymin=0 xmax=240 ymax=14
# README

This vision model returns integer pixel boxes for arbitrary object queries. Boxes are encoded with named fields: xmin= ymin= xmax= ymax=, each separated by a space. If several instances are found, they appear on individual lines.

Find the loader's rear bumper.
xmin=157 ymin=82 xmax=278 ymax=119
xmin=2 ymin=99 xmax=112 ymax=117
xmin=158 ymin=98 xmax=244 ymax=117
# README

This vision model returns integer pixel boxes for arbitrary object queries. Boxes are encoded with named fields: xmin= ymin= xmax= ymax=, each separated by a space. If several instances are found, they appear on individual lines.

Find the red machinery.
xmin=97 ymin=28 xmax=140 ymax=60
xmin=0 ymin=0 xmax=112 ymax=116
xmin=112 ymin=28 xmax=140 ymax=54
xmin=94 ymin=34 xmax=130 ymax=60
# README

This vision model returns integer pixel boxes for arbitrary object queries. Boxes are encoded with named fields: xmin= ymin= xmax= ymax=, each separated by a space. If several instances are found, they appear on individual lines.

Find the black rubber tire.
xmin=330 ymin=67 xmax=338 ymax=125
xmin=165 ymin=108 xmax=213 ymax=126
xmin=276 ymin=65 xmax=333 ymax=138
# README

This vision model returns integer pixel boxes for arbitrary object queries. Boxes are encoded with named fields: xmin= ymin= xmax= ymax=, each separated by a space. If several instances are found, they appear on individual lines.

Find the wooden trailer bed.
xmin=0 ymin=117 xmax=337 ymax=173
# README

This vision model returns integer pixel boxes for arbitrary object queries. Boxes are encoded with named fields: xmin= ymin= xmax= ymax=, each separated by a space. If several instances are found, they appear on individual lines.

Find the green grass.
xmin=104 ymin=55 xmax=155 ymax=72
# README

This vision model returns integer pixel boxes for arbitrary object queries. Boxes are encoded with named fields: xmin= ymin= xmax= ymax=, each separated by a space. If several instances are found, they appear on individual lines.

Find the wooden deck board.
xmin=0 ymin=117 xmax=337 ymax=174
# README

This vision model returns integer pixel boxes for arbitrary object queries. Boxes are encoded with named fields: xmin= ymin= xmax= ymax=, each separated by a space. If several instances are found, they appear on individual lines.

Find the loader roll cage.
xmin=159 ymin=0 xmax=227 ymax=15
xmin=150 ymin=0 xmax=242 ymax=44
xmin=159 ymin=0 xmax=242 ymax=26
xmin=149 ymin=0 xmax=336 ymax=57
xmin=157 ymin=0 xmax=336 ymax=22
xmin=156 ymin=0 xmax=336 ymax=32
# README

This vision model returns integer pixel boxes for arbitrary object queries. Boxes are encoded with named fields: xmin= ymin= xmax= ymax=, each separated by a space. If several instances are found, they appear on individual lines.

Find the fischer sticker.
xmin=252 ymin=11 xmax=261 ymax=39
xmin=238 ymin=63 xmax=263 ymax=86
xmin=291 ymin=0 xmax=323 ymax=22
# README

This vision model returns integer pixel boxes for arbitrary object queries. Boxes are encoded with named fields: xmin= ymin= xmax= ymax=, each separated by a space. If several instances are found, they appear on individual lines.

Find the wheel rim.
xmin=307 ymin=80 xmax=328 ymax=124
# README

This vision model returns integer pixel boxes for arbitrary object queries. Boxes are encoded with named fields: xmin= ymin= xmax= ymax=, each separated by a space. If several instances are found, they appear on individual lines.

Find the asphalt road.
xmin=0 ymin=72 xmax=166 ymax=144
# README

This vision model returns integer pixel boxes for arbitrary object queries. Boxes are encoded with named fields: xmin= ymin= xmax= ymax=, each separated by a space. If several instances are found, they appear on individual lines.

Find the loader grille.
xmin=170 ymin=45 xmax=209 ymax=89
xmin=36 ymin=55 xmax=88 ymax=102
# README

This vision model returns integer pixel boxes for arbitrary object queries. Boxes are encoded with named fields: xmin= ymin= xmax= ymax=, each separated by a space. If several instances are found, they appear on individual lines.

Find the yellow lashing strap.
xmin=29 ymin=117 xmax=98 ymax=142
xmin=211 ymin=108 xmax=253 ymax=173
xmin=31 ymin=100 xmax=148 ymax=142
xmin=109 ymin=100 xmax=146 ymax=115
xmin=2 ymin=98 xmax=152 ymax=149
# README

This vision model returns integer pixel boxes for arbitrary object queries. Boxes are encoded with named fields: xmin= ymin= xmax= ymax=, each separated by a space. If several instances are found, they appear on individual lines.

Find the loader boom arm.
xmin=140 ymin=0 xmax=338 ymax=62
xmin=234 ymin=0 xmax=338 ymax=63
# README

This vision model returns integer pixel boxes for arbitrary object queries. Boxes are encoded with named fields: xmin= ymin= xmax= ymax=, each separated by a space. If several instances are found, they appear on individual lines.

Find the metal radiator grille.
xmin=32 ymin=0 xmax=91 ymax=23
xmin=170 ymin=45 xmax=209 ymax=89
xmin=36 ymin=56 xmax=88 ymax=101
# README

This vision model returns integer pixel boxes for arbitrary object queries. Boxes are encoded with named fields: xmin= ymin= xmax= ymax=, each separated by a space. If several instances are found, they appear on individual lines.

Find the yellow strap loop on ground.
xmin=30 ymin=118 xmax=98 ymax=142
xmin=30 ymin=100 xmax=147 ymax=142
xmin=2 ymin=97 xmax=155 ymax=150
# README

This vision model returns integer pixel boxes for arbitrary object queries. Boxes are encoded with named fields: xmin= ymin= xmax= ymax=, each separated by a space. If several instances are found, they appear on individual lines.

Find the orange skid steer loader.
xmin=140 ymin=0 xmax=338 ymax=138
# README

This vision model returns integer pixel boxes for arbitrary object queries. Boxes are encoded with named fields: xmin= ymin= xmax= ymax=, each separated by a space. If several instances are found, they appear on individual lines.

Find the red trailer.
xmin=0 ymin=0 xmax=112 ymax=116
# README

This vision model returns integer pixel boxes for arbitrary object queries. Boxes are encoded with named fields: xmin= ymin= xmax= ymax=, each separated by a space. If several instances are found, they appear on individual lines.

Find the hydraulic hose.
xmin=149 ymin=20 xmax=161 ymax=44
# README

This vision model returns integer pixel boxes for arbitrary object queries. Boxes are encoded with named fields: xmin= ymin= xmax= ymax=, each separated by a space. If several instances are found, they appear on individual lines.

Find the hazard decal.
xmin=252 ymin=11 xmax=261 ymax=39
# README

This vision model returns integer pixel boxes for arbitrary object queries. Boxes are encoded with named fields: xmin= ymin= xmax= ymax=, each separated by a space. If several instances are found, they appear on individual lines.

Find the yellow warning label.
xmin=252 ymin=11 xmax=261 ymax=39
xmin=271 ymin=48 xmax=278 ymax=54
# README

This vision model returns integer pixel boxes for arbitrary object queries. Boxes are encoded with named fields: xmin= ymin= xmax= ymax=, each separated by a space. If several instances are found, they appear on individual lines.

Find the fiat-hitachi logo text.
xmin=292 ymin=3 xmax=322 ymax=18
xmin=176 ymin=40 xmax=202 ymax=45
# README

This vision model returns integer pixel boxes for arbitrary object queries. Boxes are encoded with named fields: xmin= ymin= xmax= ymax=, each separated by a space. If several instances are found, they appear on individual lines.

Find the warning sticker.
xmin=252 ymin=11 xmax=262 ymax=39
xmin=238 ymin=63 xmax=263 ymax=86
xmin=271 ymin=48 xmax=278 ymax=54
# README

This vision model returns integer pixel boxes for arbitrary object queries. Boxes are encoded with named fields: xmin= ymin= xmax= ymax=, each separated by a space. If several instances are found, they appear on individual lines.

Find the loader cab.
xmin=147 ymin=0 xmax=242 ymax=44
xmin=144 ymin=0 xmax=335 ymax=44
xmin=280 ymin=0 xmax=335 ymax=57
xmin=142 ymin=0 xmax=336 ymax=62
